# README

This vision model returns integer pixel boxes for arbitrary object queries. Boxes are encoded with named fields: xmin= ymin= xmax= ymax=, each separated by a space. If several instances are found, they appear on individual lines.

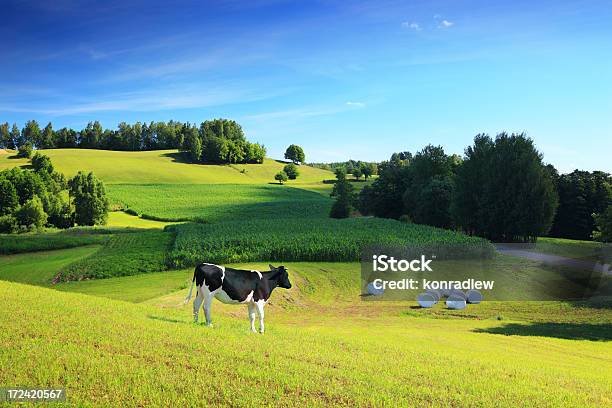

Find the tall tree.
xmin=69 ymin=171 xmax=109 ymax=226
xmin=40 ymin=122 xmax=55 ymax=149
xmin=452 ymin=133 xmax=558 ymax=242
xmin=330 ymin=168 xmax=355 ymax=218
xmin=22 ymin=120 xmax=41 ymax=148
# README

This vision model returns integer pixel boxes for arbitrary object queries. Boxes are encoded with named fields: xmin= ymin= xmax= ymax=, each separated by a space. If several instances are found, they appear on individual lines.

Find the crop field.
xmin=167 ymin=218 xmax=493 ymax=266
xmin=54 ymin=231 xmax=174 ymax=281
xmin=0 ymin=230 xmax=110 ymax=255
xmin=0 ymin=148 xmax=333 ymax=185
xmin=107 ymin=184 xmax=333 ymax=222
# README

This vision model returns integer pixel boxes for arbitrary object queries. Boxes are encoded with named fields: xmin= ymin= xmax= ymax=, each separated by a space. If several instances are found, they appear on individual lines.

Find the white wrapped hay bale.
xmin=446 ymin=294 xmax=467 ymax=310
xmin=366 ymin=281 xmax=384 ymax=296
xmin=425 ymin=289 xmax=441 ymax=302
xmin=449 ymin=289 xmax=467 ymax=300
xmin=417 ymin=293 xmax=436 ymax=308
xmin=466 ymin=290 xmax=483 ymax=304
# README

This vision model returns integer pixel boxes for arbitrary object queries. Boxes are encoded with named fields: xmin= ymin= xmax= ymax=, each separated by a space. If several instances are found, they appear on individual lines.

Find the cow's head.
xmin=269 ymin=264 xmax=292 ymax=289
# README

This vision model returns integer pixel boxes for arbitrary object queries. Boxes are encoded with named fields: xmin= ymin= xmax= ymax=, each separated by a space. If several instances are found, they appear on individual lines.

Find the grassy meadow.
xmin=1 ymin=148 xmax=611 ymax=406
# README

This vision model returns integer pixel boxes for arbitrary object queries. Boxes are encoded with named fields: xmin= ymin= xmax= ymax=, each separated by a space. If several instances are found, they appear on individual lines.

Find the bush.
xmin=15 ymin=196 xmax=48 ymax=231
xmin=0 ymin=214 xmax=18 ymax=233
xmin=284 ymin=144 xmax=305 ymax=164
xmin=31 ymin=152 xmax=54 ymax=173
xmin=69 ymin=171 xmax=110 ymax=226
xmin=283 ymin=163 xmax=299 ymax=180
xmin=16 ymin=142 xmax=33 ymax=158
xmin=275 ymin=171 xmax=288 ymax=185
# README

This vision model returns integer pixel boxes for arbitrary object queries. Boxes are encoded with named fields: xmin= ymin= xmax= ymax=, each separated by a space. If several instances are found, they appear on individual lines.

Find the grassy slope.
xmin=1 ymin=278 xmax=611 ymax=406
xmin=0 ymin=148 xmax=333 ymax=185
xmin=0 ymin=245 xmax=101 ymax=285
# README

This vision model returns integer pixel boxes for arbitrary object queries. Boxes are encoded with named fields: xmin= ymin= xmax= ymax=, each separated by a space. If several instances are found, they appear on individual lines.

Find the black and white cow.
xmin=185 ymin=263 xmax=292 ymax=333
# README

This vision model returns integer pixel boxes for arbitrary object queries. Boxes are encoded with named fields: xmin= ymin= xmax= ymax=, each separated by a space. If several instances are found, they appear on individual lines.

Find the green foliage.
xmin=0 ymin=214 xmax=18 ymax=233
xmin=69 ymin=171 xmax=110 ymax=226
xmin=352 ymin=166 xmax=362 ymax=180
xmin=0 ymin=179 xmax=19 ymax=216
xmin=549 ymin=170 xmax=611 ymax=240
xmin=55 ymin=231 xmax=173 ymax=281
xmin=22 ymin=120 xmax=41 ymax=148
xmin=283 ymin=163 xmax=299 ymax=179
xmin=0 ymin=230 xmax=110 ymax=255
xmin=31 ymin=152 xmax=54 ymax=173
xmin=17 ymin=142 xmax=33 ymax=158
xmin=284 ymin=144 xmax=305 ymax=164
xmin=183 ymin=126 xmax=202 ymax=162
xmin=107 ymin=184 xmax=332 ymax=222
xmin=15 ymin=196 xmax=47 ymax=231
xmin=0 ymin=122 xmax=13 ymax=149
xmin=593 ymin=206 xmax=612 ymax=242
xmin=167 ymin=218 xmax=492 ymax=267
xmin=361 ymin=162 xmax=376 ymax=179
xmin=452 ymin=133 xmax=558 ymax=242
xmin=330 ymin=168 xmax=355 ymax=218
xmin=275 ymin=171 xmax=288 ymax=184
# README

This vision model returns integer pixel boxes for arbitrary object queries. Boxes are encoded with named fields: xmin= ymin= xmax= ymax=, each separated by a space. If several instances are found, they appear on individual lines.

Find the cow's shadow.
xmin=473 ymin=322 xmax=612 ymax=341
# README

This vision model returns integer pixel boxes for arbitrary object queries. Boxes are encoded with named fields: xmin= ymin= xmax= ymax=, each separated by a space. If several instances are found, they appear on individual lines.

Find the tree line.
xmin=331 ymin=132 xmax=612 ymax=243
xmin=0 ymin=118 xmax=266 ymax=165
xmin=0 ymin=153 xmax=109 ymax=233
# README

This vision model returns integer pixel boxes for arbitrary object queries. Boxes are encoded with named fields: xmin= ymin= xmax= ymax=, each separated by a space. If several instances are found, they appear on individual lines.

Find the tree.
xmin=183 ymin=127 xmax=202 ymax=162
xmin=593 ymin=205 xmax=612 ymax=242
xmin=352 ymin=167 xmax=363 ymax=180
xmin=22 ymin=120 xmax=41 ymax=148
xmin=283 ymin=163 xmax=299 ymax=180
xmin=81 ymin=121 xmax=103 ymax=149
xmin=284 ymin=144 xmax=305 ymax=164
xmin=40 ymin=122 xmax=55 ymax=149
xmin=275 ymin=171 xmax=288 ymax=185
xmin=414 ymin=175 xmax=454 ymax=228
xmin=0 ymin=179 xmax=19 ymax=216
xmin=452 ymin=133 xmax=558 ymax=242
xmin=10 ymin=124 xmax=21 ymax=149
xmin=361 ymin=163 xmax=376 ymax=180
xmin=548 ymin=170 xmax=611 ymax=240
xmin=330 ymin=168 xmax=355 ymax=218
xmin=31 ymin=153 xmax=54 ymax=174
xmin=0 ymin=122 xmax=11 ymax=149
xmin=17 ymin=142 xmax=33 ymax=158
xmin=69 ymin=172 xmax=109 ymax=226
xmin=15 ymin=196 xmax=47 ymax=230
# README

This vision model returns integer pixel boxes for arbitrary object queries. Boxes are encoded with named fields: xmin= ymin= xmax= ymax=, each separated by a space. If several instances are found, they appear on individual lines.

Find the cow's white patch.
xmin=213 ymin=288 xmax=254 ymax=304
xmin=251 ymin=270 xmax=262 ymax=279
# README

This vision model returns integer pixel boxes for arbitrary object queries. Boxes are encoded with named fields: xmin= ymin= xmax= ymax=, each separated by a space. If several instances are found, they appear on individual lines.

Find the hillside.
xmin=0 ymin=148 xmax=333 ymax=185
xmin=1 ymin=278 xmax=611 ymax=406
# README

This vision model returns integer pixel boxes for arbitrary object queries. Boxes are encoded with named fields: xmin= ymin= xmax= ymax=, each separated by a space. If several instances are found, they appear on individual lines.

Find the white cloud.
xmin=439 ymin=20 xmax=454 ymax=28
xmin=346 ymin=101 xmax=366 ymax=108
xmin=401 ymin=21 xmax=421 ymax=31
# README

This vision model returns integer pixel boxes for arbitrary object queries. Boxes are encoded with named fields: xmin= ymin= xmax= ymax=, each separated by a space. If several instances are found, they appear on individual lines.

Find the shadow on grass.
xmin=147 ymin=315 xmax=184 ymax=324
xmin=474 ymin=322 xmax=612 ymax=341
xmin=160 ymin=151 xmax=191 ymax=163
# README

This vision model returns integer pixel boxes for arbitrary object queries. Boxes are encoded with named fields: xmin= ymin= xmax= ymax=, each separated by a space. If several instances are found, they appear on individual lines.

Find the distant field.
xmin=107 ymin=184 xmax=333 ymax=222
xmin=167 ymin=218 xmax=493 ymax=266
xmin=536 ymin=237 xmax=608 ymax=261
xmin=0 ymin=148 xmax=333 ymax=185
xmin=0 ymin=230 xmax=109 ymax=255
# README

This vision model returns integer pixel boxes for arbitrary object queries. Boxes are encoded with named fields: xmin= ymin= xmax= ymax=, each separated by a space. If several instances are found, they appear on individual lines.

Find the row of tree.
xmin=0 ymin=119 xmax=266 ymax=165
xmin=311 ymin=159 xmax=377 ymax=180
xmin=332 ymin=132 xmax=611 ymax=243
xmin=0 ymin=154 xmax=109 ymax=233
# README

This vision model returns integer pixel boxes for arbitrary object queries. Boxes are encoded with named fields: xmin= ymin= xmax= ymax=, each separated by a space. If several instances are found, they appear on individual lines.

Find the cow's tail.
xmin=184 ymin=267 xmax=197 ymax=304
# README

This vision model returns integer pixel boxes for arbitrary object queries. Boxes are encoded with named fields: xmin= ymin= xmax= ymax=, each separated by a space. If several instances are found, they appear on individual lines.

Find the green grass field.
xmin=0 ymin=148 xmax=333 ymax=185
xmin=107 ymin=183 xmax=333 ymax=222
xmin=1 ymin=268 xmax=611 ymax=406
xmin=1 ymin=148 xmax=611 ymax=406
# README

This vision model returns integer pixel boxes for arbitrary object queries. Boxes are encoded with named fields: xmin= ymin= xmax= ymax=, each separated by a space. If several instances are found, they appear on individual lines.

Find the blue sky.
xmin=1 ymin=0 xmax=611 ymax=172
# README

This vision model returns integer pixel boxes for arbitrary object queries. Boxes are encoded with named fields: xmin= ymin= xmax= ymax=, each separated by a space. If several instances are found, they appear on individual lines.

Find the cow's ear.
xmin=269 ymin=264 xmax=276 ymax=270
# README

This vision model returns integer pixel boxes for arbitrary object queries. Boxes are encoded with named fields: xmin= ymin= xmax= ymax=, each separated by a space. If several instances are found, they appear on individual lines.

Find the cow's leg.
xmin=255 ymin=300 xmax=265 ymax=334
xmin=248 ymin=302 xmax=257 ymax=333
xmin=203 ymin=290 xmax=214 ymax=327
xmin=193 ymin=285 xmax=204 ymax=323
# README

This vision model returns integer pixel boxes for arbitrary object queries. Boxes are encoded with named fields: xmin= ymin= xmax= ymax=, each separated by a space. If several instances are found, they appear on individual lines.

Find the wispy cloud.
xmin=401 ymin=21 xmax=421 ymax=31
xmin=346 ymin=101 xmax=366 ymax=108
xmin=439 ymin=19 xmax=454 ymax=28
